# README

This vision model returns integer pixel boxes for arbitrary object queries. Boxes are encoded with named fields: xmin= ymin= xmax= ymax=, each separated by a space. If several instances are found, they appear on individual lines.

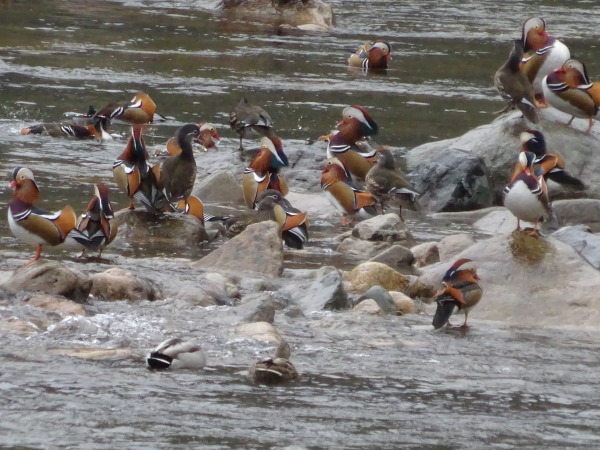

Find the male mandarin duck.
xmin=348 ymin=40 xmax=391 ymax=70
xmin=94 ymin=92 xmax=161 ymax=124
xmin=256 ymin=189 xmax=309 ymax=249
xmin=520 ymin=17 xmax=570 ymax=101
xmin=319 ymin=105 xmax=379 ymax=181
xmin=494 ymin=39 xmax=538 ymax=123
xmin=365 ymin=148 xmax=419 ymax=218
xmin=158 ymin=124 xmax=201 ymax=208
xmin=20 ymin=115 xmax=112 ymax=140
xmin=321 ymin=157 xmax=377 ymax=226
xmin=432 ymin=259 xmax=483 ymax=329
xmin=229 ymin=97 xmax=275 ymax=151
xmin=248 ymin=339 xmax=298 ymax=385
xmin=113 ymin=125 xmax=164 ymax=212
xmin=7 ymin=167 xmax=77 ymax=266
xmin=503 ymin=151 xmax=552 ymax=236
xmin=242 ymin=136 xmax=289 ymax=209
xmin=542 ymin=59 xmax=600 ymax=133
xmin=518 ymin=129 xmax=585 ymax=192
xmin=146 ymin=338 xmax=206 ymax=370
xmin=174 ymin=195 xmax=205 ymax=224
xmin=66 ymin=184 xmax=118 ymax=257
xmin=153 ymin=123 xmax=220 ymax=157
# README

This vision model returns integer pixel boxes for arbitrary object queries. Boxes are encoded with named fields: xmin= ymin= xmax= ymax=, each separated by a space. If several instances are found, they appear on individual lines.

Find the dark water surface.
xmin=1 ymin=0 xmax=600 ymax=448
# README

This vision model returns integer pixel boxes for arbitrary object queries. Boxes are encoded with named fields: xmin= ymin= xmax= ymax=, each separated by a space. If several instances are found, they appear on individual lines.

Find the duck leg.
xmin=24 ymin=244 xmax=43 ymax=266
xmin=459 ymin=312 xmax=470 ymax=328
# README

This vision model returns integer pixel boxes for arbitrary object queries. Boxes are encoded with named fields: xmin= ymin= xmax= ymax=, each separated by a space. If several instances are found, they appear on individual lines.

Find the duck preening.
xmin=348 ymin=40 xmax=391 ymax=70
xmin=146 ymin=338 xmax=207 ymax=370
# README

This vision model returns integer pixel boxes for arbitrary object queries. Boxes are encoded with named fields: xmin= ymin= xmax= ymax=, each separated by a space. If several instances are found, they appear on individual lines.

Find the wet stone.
xmin=90 ymin=268 xmax=159 ymax=301
xmin=361 ymin=285 xmax=396 ymax=315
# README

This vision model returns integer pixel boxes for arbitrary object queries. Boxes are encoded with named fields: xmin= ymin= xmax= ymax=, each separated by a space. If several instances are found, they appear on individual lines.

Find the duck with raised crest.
xmin=230 ymin=97 xmax=275 ymax=151
xmin=146 ymin=338 xmax=206 ymax=370
xmin=248 ymin=339 xmax=298 ymax=385
xmin=348 ymin=40 xmax=391 ymax=70
xmin=21 ymin=115 xmax=112 ymax=141
xmin=8 ymin=167 xmax=77 ymax=266
xmin=94 ymin=92 xmax=162 ymax=124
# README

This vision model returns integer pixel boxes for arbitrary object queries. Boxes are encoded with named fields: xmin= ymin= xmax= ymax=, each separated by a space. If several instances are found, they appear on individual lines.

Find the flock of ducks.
xmin=5 ymin=16 xmax=596 ymax=380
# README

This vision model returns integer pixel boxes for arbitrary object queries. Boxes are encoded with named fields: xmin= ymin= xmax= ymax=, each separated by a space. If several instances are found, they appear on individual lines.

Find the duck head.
xmin=520 ymin=130 xmax=546 ymax=158
xmin=562 ymin=59 xmax=591 ymax=87
xmin=339 ymin=105 xmax=379 ymax=137
xmin=442 ymin=258 xmax=480 ymax=282
xmin=522 ymin=17 xmax=547 ymax=53
xmin=9 ymin=167 xmax=40 ymax=204
xmin=321 ymin=157 xmax=351 ymax=185
xmin=176 ymin=124 xmax=201 ymax=151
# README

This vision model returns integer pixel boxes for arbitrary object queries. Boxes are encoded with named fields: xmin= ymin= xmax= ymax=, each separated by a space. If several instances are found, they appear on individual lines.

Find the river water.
xmin=1 ymin=0 xmax=600 ymax=448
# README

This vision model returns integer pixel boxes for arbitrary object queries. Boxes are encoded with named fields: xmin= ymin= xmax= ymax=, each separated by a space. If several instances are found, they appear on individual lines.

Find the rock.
xmin=352 ymin=213 xmax=416 ymax=247
xmin=438 ymin=234 xmax=476 ymax=261
xmin=192 ymin=170 xmax=244 ymax=205
xmin=405 ymin=277 xmax=437 ymax=300
xmin=552 ymin=225 xmax=600 ymax=270
xmin=389 ymin=291 xmax=418 ymax=315
xmin=352 ymin=299 xmax=383 ymax=315
xmin=552 ymin=199 xmax=600 ymax=233
xmin=0 ymin=319 xmax=37 ymax=334
xmin=193 ymin=222 xmax=284 ymax=277
xmin=296 ymin=266 xmax=350 ymax=313
xmin=27 ymin=294 xmax=87 ymax=316
xmin=90 ymin=268 xmax=159 ymax=301
xmin=235 ymin=293 xmax=281 ymax=324
xmin=113 ymin=209 xmax=208 ymax=251
xmin=431 ymin=207 xmax=505 ymax=224
xmin=369 ymin=245 xmax=418 ymax=275
xmin=235 ymin=321 xmax=282 ymax=343
xmin=337 ymin=237 xmax=389 ymax=260
xmin=49 ymin=348 xmax=133 ymax=360
xmin=205 ymin=272 xmax=241 ymax=300
xmin=286 ymin=190 xmax=337 ymax=219
xmin=167 ymin=283 xmax=227 ymax=307
xmin=406 ymin=146 xmax=495 ymax=212
xmin=362 ymin=286 xmax=396 ymax=314
xmin=2 ymin=260 xmax=92 ymax=303
xmin=348 ymin=262 xmax=410 ymax=293
xmin=473 ymin=209 xmax=520 ymax=235
xmin=417 ymin=233 xmax=600 ymax=327
xmin=410 ymin=242 xmax=440 ymax=267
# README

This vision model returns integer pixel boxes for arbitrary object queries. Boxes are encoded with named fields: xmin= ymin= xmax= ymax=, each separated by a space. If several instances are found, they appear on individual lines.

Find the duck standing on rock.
xmin=519 ymin=17 xmax=570 ymax=103
xmin=542 ymin=59 xmax=600 ymax=134
xmin=146 ymin=338 xmax=207 ymax=370
xmin=94 ymin=91 xmax=162 ymax=124
xmin=503 ymin=151 xmax=552 ymax=236
xmin=21 ymin=115 xmax=112 ymax=141
xmin=432 ymin=258 xmax=483 ymax=329
xmin=249 ymin=339 xmax=298 ymax=385
xmin=256 ymin=189 xmax=309 ymax=249
xmin=230 ymin=97 xmax=275 ymax=151
xmin=348 ymin=40 xmax=391 ymax=70
xmin=66 ymin=184 xmax=118 ymax=257
xmin=8 ymin=167 xmax=77 ymax=266
xmin=494 ymin=39 xmax=538 ymax=123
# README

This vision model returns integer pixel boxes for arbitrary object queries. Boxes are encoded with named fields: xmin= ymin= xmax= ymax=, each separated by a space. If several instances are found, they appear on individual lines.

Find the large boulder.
xmin=295 ymin=266 xmax=350 ymax=313
xmin=2 ymin=261 xmax=92 ymax=303
xmin=90 ymin=268 xmax=159 ymax=301
xmin=348 ymin=262 xmax=410 ymax=293
xmin=552 ymin=225 xmax=600 ymax=270
xmin=192 ymin=170 xmax=244 ymax=205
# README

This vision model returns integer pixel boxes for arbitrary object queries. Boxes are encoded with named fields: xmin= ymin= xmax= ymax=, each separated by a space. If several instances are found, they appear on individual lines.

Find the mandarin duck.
xmin=146 ymin=338 xmax=207 ymax=370
xmin=365 ymin=148 xmax=419 ymax=218
xmin=157 ymin=124 xmax=200 ymax=208
xmin=520 ymin=17 xmax=570 ymax=101
xmin=248 ymin=339 xmax=298 ymax=385
xmin=113 ymin=125 xmax=164 ymax=212
xmin=20 ymin=115 xmax=112 ymax=140
xmin=94 ymin=92 xmax=162 ymax=124
xmin=494 ymin=39 xmax=538 ymax=123
xmin=66 ymin=184 xmax=118 ymax=257
xmin=321 ymin=157 xmax=377 ymax=226
xmin=8 ymin=167 xmax=77 ymax=266
xmin=173 ymin=194 xmax=205 ymax=224
xmin=432 ymin=258 xmax=483 ymax=329
xmin=503 ymin=151 xmax=552 ymax=236
xmin=348 ymin=40 xmax=391 ymax=70
xmin=229 ymin=97 xmax=275 ymax=151
xmin=542 ymin=59 xmax=600 ymax=133
xmin=242 ymin=136 xmax=289 ymax=209
xmin=319 ymin=105 xmax=379 ymax=181
xmin=256 ymin=189 xmax=309 ymax=249
xmin=153 ymin=122 xmax=220 ymax=157
xmin=518 ymin=129 xmax=585 ymax=192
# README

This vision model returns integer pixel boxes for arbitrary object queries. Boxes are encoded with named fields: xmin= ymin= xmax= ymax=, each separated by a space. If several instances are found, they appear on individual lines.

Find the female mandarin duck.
xmin=319 ymin=105 xmax=379 ymax=181
xmin=503 ymin=151 xmax=552 ymax=236
xmin=542 ymin=59 xmax=600 ymax=134
xmin=321 ymin=157 xmax=377 ymax=226
xmin=94 ymin=92 xmax=161 ymax=124
xmin=348 ymin=40 xmax=391 ymax=70
xmin=146 ymin=338 xmax=206 ymax=370
xmin=256 ymin=189 xmax=309 ymax=249
xmin=113 ymin=125 xmax=164 ymax=212
xmin=518 ymin=129 xmax=585 ymax=192
xmin=520 ymin=17 xmax=570 ymax=102
xmin=365 ymin=148 xmax=419 ymax=218
xmin=230 ymin=97 xmax=275 ymax=151
xmin=493 ymin=39 xmax=538 ymax=123
xmin=154 ymin=123 xmax=220 ymax=157
xmin=432 ymin=259 xmax=483 ymax=329
xmin=157 ymin=124 xmax=201 ymax=209
xmin=21 ymin=116 xmax=112 ymax=140
xmin=66 ymin=184 xmax=118 ymax=257
xmin=8 ymin=167 xmax=77 ymax=266
xmin=242 ymin=136 xmax=289 ymax=209
xmin=248 ymin=339 xmax=298 ymax=385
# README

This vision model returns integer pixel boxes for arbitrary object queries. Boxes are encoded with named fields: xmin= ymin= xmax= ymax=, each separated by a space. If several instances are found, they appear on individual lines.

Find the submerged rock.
xmin=235 ymin=293 xmax=282 ymax=324
xmin=90 ymin=268 xmax=159 ymax=301
xmin=352 ymin=298 xmax=384 ymax=315
xmin=26 ymin=294 xmax=87 ymax=316
xmin=235 ymin=321 xmax=282 ymax=343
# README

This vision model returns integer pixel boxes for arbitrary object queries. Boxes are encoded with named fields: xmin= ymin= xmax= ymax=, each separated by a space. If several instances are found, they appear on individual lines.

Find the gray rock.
xmin=552 ymin=199 xmax=600 ymax=233
xmin=361 ymin=285 xmax=396 ymax=314
xmin=352 ymin=213 xmax=416 ymax=247
xmin=192 ymin=170 xmax=244 ymax=205
xmin=296 ymin=266 xmax=350 ymax=313
xmin=410 ymin=242 xmax=440 ymax=267
xmin=552 ymin=225 xmax=600 ymax=270
xmin=235 ymin=293 xmax=282 ymax=324
xmin=90 ymin=268 xmax=159 ymax=301
xmin=192 ymin=221 xmax=284 ymax=277
xmin=2 ymin=260 xmax=92 ymax=303
xmin=438 ymin=234 xmax=476 ymax=261
xmin=337 ymin=237 xmax=390 ymax=260
xmin=369 ymin=245 xmax=418 ymax=275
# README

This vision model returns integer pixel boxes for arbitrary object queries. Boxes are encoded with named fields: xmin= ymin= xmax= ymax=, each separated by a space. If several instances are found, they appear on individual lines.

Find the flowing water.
xmin=1 ymin=0 xmax=600 ymax=448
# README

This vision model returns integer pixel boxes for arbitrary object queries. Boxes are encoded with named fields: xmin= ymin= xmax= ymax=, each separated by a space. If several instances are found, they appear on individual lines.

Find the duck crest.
xmin=321 ymin=160 xmax=349 ymax=187
xmin=522 ymin=17 xmax=547 ymax=53
xmin=248 ymin=149 xmax=272 ymax=174
xmin=13 ymin=178 xmax=40 ymax=206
